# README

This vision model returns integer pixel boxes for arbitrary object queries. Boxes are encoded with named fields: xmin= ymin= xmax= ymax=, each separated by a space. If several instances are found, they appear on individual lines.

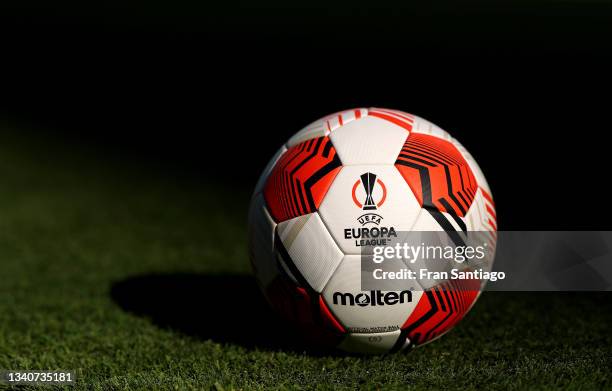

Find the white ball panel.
xmin=322 ymin=255 xmax=423 ymax=333
xmin=465 ymin=188 xmax=494 ymax=232
xmin=338 ymin=330 xmax=403 ymax=354
xmin=287 ymin=108 xmax=368 ymax=148
xmin=287 ymin=120 xmax=329 ymax=148
xmin=247 ymin=194 xmax=278 ymax=287
xmin=276 ymin=212 xmax=343 ymax=292
xmin=329 ymin=116 xmax=408 ymax=165
xmin=409 ymin=115 xmax=452 ymax=140
xmin=318 ymin=165 xmax=421 ymax=255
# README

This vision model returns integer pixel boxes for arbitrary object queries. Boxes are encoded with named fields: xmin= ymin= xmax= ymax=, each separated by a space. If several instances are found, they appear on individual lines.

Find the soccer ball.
xmin=248 ymin=108 xmax=496 ymax=354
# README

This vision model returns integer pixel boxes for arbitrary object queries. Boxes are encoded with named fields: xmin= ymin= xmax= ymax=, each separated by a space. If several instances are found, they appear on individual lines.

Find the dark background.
xmin=1 ymin=1 xmax=611 ymax=230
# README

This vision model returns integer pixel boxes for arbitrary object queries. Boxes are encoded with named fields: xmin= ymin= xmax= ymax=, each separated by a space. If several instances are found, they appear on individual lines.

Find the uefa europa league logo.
xmin=352 ymin=172 xmax=387 ymax=211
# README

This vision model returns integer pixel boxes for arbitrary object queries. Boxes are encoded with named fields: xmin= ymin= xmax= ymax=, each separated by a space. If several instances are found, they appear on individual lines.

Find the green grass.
xmin=0 ymin=127 xmax=610 ymax=390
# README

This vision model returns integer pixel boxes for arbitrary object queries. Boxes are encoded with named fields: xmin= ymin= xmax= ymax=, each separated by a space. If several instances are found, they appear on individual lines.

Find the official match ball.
xmin=248 ymin=108 xmax=497 ymax=354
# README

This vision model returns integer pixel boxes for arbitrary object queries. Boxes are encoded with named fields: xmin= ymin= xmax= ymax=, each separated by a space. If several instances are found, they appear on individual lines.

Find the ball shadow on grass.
xmin=110 ymin=273 xmax=338 ymax=355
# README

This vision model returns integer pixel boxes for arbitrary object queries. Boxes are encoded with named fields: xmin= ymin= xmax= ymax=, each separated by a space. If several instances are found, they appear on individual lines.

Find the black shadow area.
xmin=110 ymin=273 xmax=321 ymax=353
